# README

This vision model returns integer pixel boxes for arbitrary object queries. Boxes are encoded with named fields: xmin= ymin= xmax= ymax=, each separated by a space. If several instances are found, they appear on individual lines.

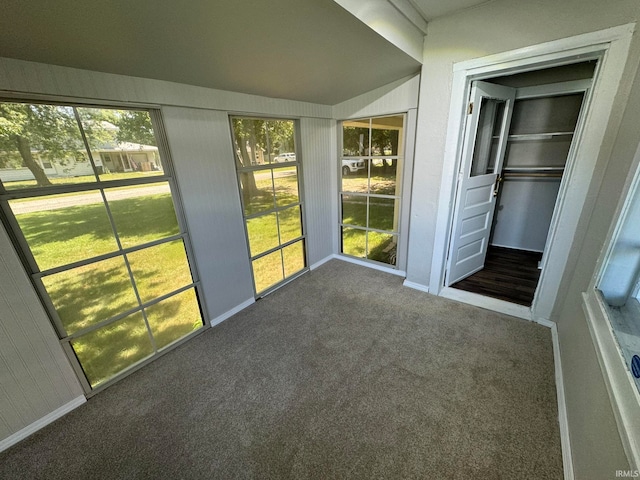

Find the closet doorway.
xmin=446 ymin=62 xmax=596 ymax=307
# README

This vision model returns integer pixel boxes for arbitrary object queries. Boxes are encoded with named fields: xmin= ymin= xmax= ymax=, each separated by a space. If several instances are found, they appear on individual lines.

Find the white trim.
xmin=403 ymin=279 xmax=429 ymax=293
xmin=335 ymin=254 xmax=406 ymax=277
xmin=439 ymin=287 xmax=532 ymax=321
xmin=515 ymin=79 xmax=592 ymax=99
xmin=583 ymin=291 xmax=640 ymax=470
xmin=210 ymin=298 xmax=255 ymax=327
xmin=551 ymin=322 xmax=575 ymax=480
xmin=310 ymin=254 xmax=336 ymax=271
xmin=429 ymin=24 xmax=635 ymax=324
xmin=0 ymin=396 xmax=86 ymax=453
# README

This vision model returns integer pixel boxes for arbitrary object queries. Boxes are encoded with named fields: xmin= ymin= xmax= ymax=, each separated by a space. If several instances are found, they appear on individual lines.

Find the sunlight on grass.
xmin=16 ymin=190 xmax=203 ymax=388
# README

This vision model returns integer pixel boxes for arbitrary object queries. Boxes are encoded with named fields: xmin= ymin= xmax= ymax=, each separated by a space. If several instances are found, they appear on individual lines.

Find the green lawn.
xmin=341 ymin=164 xmax=399 ymax=265
xmin=15 ymin=190 xmax=201 ymax=387
xmin=4 ymin=171 xmax=163 ymax=191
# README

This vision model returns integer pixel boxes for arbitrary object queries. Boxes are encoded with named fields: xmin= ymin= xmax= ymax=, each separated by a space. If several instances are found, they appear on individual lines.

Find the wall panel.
xmin=162 ymin=107 xmax=254 ymax=318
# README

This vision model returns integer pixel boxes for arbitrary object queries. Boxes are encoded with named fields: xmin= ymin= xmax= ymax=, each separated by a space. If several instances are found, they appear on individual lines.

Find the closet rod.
xmin=503 ymin=172 xmax=563 ymax=179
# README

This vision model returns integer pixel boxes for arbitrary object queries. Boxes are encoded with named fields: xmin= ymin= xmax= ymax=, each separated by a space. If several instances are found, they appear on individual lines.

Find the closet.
xmin=451 ymin=61 xmax=596 ymax=306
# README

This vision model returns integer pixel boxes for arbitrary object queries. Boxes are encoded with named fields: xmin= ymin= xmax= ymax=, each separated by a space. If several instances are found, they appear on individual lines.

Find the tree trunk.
xmin=14 ymin=136 xmax=52 ymax=186
xmin=234 ymin=133 xmax=258 ymax=203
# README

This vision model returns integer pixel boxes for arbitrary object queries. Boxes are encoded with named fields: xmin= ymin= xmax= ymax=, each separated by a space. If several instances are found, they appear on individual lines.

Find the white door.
xmin=445 ymin=81 xmax=516 ymax=286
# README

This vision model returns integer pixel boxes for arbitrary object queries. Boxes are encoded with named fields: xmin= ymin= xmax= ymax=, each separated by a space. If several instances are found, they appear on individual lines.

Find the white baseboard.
xmin=0 ymin=395 xmax=86 ymax=453
xmin=551 ymin=323 xmax=575 ymax=480
xmin=403 ymin=279 xmax=430 ymax=293
xmin=210 ymin=298 xmax=255 ymax=327
xmin=334 ymin=254 xmax=406 ymax=277
xmin=439 ymin=287 xmax=532 ymax=321
xmin=310 ymin=254 xmax=336 ymax=270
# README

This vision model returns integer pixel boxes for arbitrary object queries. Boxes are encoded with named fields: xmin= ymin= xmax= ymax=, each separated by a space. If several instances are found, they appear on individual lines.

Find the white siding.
xmin=0 ymin=223 xmax=84 ymax=443
xmin=0 ymin=57 xmax=332 ymax=119
xmin=332 ymin=74 xmax=420 ymax=120
xmin=162 ymin=107 xmax=255 ymax=318
xmin=300 ymin=118 xmax=337 ymax=266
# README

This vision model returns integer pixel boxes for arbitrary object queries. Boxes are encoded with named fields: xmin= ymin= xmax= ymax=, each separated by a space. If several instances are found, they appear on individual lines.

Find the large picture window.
xmin=0 ymin=102 xmax=205 ymax=392
xmin=230 ymin=117 xmax=307 ymax=295
xmin=340 ymin=115 xmax=405 ymax=266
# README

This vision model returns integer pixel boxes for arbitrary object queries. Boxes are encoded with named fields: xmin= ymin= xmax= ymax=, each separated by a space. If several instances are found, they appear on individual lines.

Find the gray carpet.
xmin=0 ymin=260 xmax=563 ymax=479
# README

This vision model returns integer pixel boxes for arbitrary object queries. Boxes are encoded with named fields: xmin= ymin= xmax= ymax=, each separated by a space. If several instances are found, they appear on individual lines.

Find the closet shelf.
xmin=492 ymin=132 xmax=574 ymax=141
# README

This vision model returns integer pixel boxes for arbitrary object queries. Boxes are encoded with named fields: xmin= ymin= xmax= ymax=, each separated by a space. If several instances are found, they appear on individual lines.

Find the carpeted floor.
xmin=0 ymin=260 xmax=563 ymax=479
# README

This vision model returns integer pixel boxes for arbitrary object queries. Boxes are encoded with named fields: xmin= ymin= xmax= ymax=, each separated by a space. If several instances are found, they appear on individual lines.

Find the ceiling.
xmin=408 ymin=0 xmax=492 ymax=21
xmin=0 ymin=0 xmax=424 ymax=105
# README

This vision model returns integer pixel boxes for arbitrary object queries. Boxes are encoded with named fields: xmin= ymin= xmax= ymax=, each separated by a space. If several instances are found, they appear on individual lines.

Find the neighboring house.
xmin=0 ymin=142 xmax=160 ymax=183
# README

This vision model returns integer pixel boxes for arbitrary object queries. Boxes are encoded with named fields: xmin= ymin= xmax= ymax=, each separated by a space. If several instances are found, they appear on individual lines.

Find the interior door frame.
xmin=428 ymin=24 xmax=635 ymax=322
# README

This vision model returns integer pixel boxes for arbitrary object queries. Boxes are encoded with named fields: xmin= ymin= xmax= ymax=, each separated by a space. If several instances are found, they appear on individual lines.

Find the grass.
xmin=341 ymin=163 xmax=400 ymax=265
xmin=16 ymin=189 xmax=201 ymax=387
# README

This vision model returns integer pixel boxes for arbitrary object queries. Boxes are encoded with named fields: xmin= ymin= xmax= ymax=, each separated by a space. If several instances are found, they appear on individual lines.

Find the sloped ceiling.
xmin=0 ymin=0 xmax=422 ymax=105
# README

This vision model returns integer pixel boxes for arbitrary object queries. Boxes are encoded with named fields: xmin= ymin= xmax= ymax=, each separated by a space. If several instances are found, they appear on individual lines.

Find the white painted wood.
xmin=439 ymin=287 xmax=532 ymax=321
xmin=332 ymin=0 xmax=424 ymax=61
xmin=335 ymin=254 xmax=407 ymax=277
xmin=0 ymin=223 xmax=85 ymax=443
xmin=300 ymin=118 xmax=336 ymax=267
xmin=0 ymin=396 xmax=85 ymax=453
xmin=583 ymin=291 xmax=640 ymax=471
xmin=310 ymin=255 xmax=335 ymax=271
xmin=396 ymin=108 xmax=418 ymax=272
xmin=0 ymin=57 xmax=333 ymax=119
xmin=332 ymin=74 xmax=420 ymax=120
xmin=162 ymin=107 xmax=256 ymax=319
xmin=446 ymin=81 xmax=515 ymax=285
xmin=402 ymin=279 xmax=430 ymax=293
xmin=427 ymin=25 xmax=635 ymax=324
xmin=550 ymin=323 xmax=575 ymax=480
xmin=210 ymin=298 xmax=255 ymax=328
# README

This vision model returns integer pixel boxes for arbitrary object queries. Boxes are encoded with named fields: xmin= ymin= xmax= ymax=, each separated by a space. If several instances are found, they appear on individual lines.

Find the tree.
xmin=0 ymin=103 xmax=84 ymax=186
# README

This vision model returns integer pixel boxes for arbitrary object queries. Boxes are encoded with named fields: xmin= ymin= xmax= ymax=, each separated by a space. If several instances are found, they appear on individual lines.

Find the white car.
xmin=274 ymin=152 xmax=296 ymax=163
xmin=342 ymin=159 xmax=366 ymax=175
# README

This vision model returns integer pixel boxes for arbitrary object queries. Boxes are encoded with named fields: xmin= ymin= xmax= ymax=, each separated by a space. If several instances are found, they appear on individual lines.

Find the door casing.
xmin=428 ymin=24 xmax=635 ymax=322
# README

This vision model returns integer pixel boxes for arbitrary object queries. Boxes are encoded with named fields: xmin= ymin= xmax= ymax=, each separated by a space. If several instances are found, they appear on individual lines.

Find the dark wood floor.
xmin=451 ymin=246 xmax=542 ymax=306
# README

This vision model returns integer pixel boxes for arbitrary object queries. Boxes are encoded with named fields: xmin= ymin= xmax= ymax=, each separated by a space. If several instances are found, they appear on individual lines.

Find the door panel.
xmin=446 ymin=81 xmax=516 ymax=285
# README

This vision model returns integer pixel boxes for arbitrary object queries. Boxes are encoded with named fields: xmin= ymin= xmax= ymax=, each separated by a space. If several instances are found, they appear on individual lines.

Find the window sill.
xmin=582 ymin=289 xmax=640 ymax=468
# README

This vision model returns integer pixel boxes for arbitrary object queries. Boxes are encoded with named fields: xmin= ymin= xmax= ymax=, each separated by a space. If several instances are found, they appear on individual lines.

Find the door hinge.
xmin=468 ymin=102 xmax=473 ymax=115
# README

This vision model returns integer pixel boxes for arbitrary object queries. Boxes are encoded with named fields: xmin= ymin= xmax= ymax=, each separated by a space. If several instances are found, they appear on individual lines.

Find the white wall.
xmin=404 ymin=0 xmax=640 ymax=476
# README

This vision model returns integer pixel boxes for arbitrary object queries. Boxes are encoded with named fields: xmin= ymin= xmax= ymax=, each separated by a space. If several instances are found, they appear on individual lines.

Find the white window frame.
xmin=583 ymin=142 xmax=640 ymax=470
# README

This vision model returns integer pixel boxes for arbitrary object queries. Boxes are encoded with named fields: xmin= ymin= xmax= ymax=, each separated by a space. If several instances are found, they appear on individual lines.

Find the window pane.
xmin=470 ymin=98 xmax=505 ymax=177
xmin=371 ymin=115 xmax=403 ymax=156
xmin=283 ymin=241 xmax=305 ymax=278
xmin=146 ymin=288 xmax=203 ymax=350
xmin=42 ymin=256 xmax=139 ymax=335
xmin=370 ymin=158 xmax=401 ymax=195
xmin=246 ymin=212 xmax=279 ymax=256
xmin=341 ymin=158 xmax=368 ymax=192
xmin=232 ymin=118 xmax=268 ymax=166
xmin=9 ymin=191 xmax=118 ymax=271
xmin=77 ymin=108 xmax=163 ymax=182
xmin=368 ymin=232 xmax=397 ymax=266
xmin=278 ymin=206 xmax=302 ymax=244
xmin=127 ymin=240 xmax=193 ymax=304
xmin=369 ymin=197 xmax=397 ymax=232
xmin=341 ymin=194 xmax=367 ymax=227
xmin=273 ymin=166 xmax=299 ymax=207
xmin=252 ymin=250 xmax=284 ymax=293
xmin=343 ymin=120 xmax=370 ymax=156
xmin=243 ymin=170 xmax=275 ymax=215
xmin=342 ymin=227 xmax=366 ymax=258
xmin=105 ymin=182 xmax=180 ymax=248
xmin=267 ymin=120 xmax=295 ymax=162
xmin=71 ymin=311 xmax=154 ymax=388
xmin=0 ymin=103 xmax=96 ymax=189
